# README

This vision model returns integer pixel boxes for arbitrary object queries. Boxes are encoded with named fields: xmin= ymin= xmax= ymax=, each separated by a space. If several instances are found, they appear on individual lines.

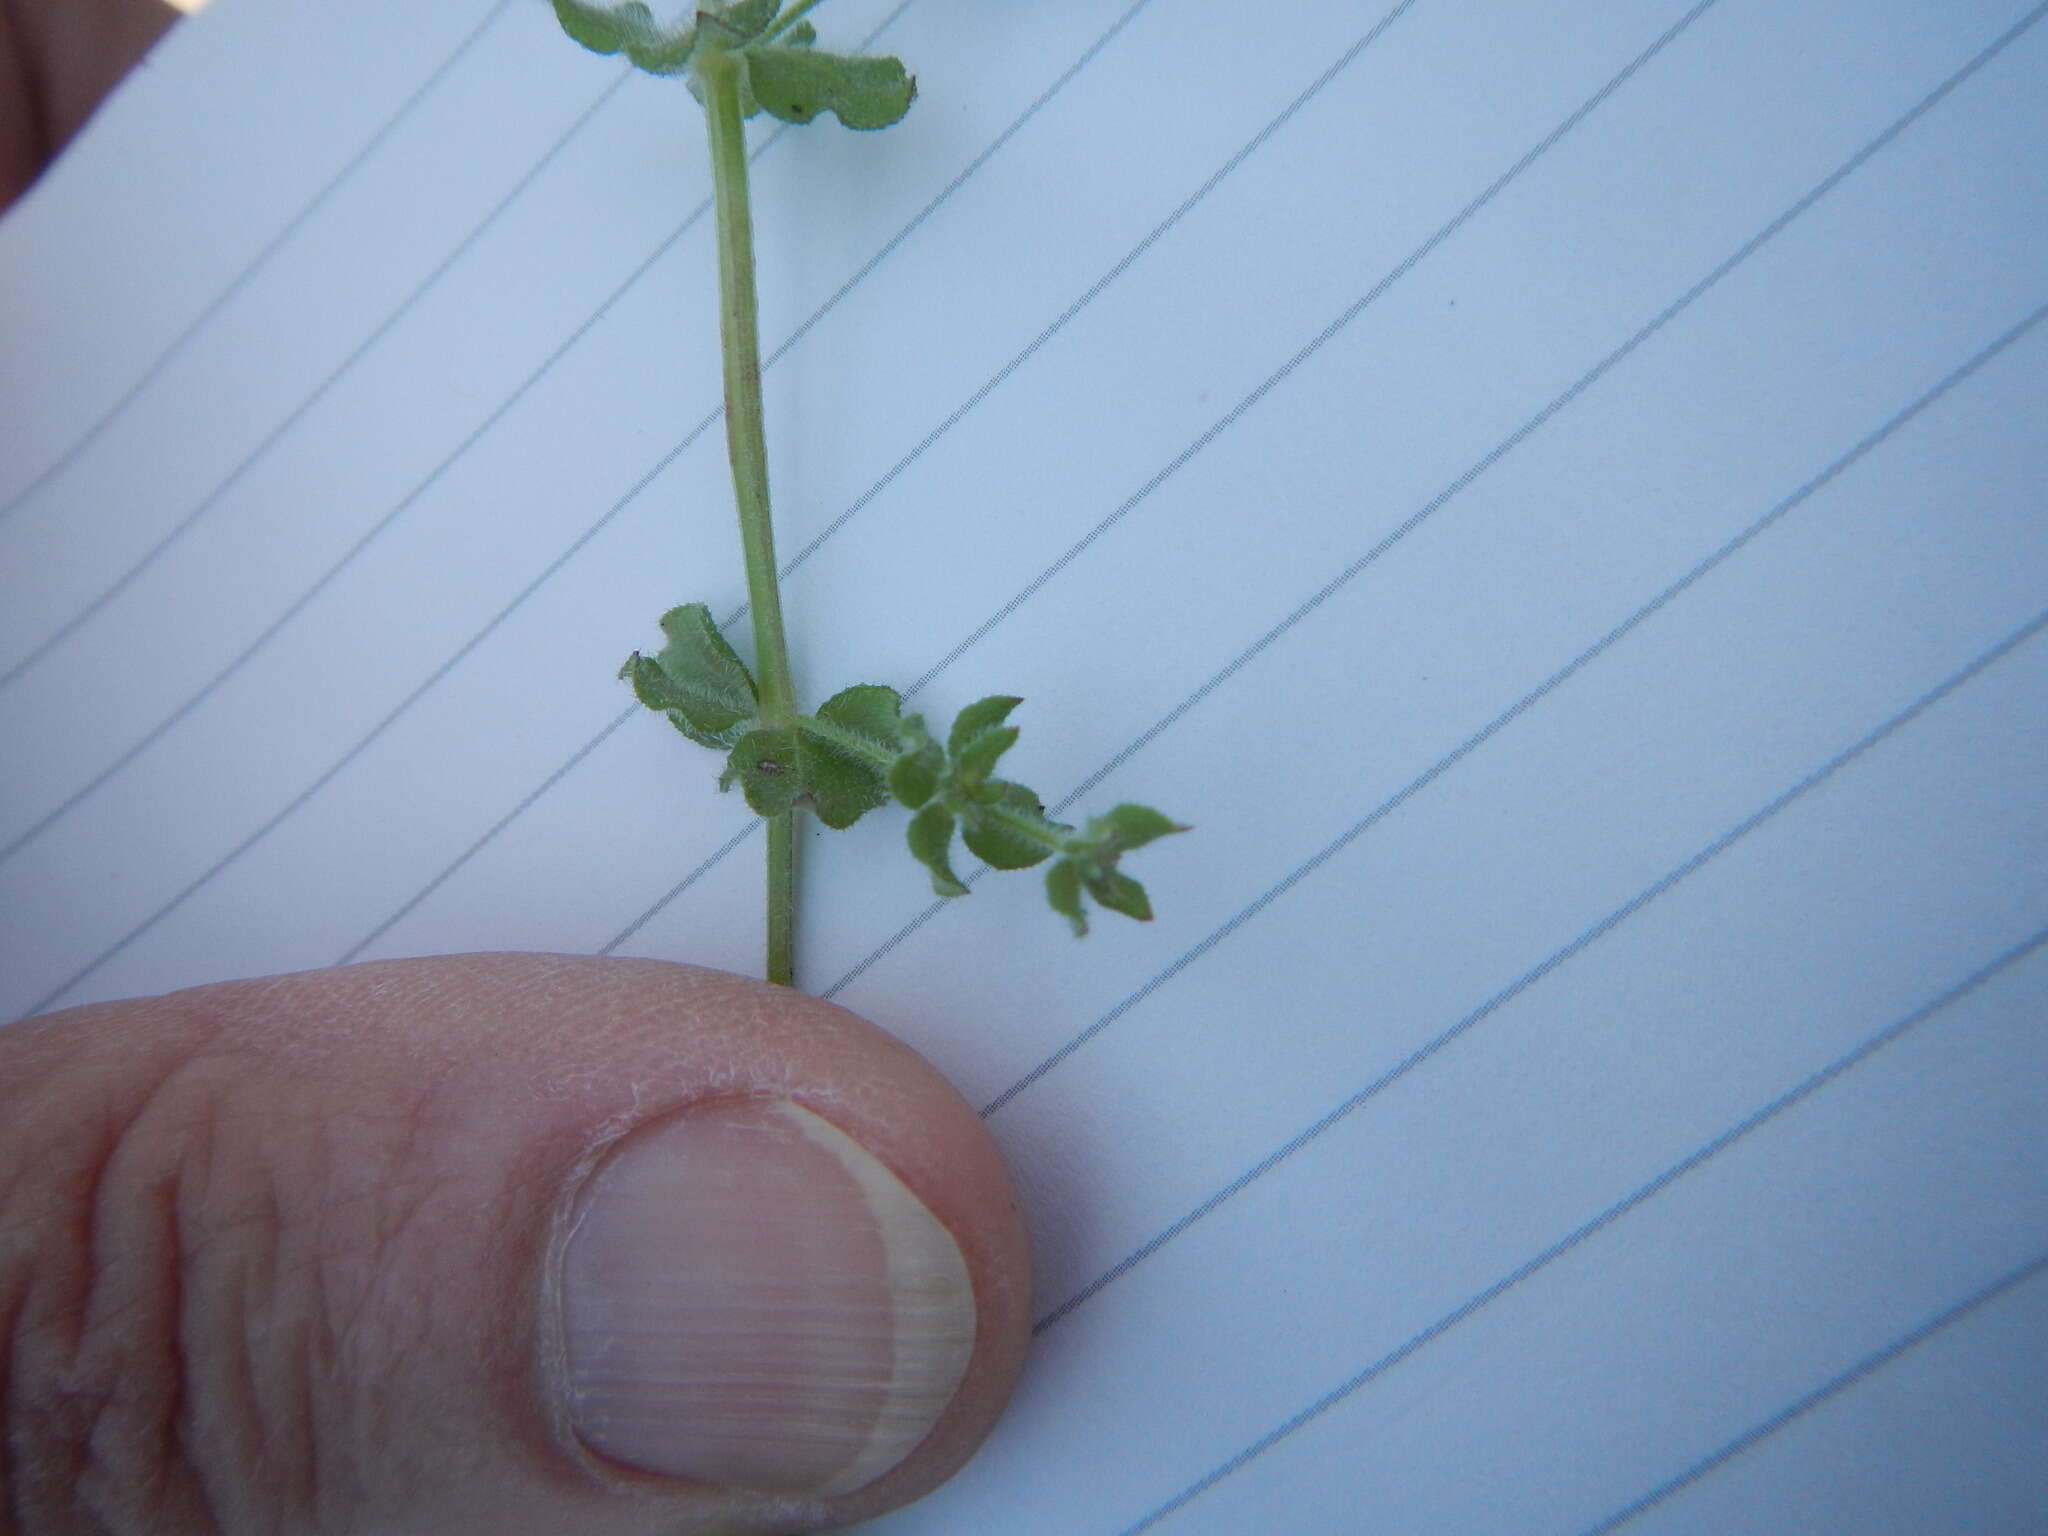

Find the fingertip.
xmin=493 ymin=955 xmax=1034 ymax=1517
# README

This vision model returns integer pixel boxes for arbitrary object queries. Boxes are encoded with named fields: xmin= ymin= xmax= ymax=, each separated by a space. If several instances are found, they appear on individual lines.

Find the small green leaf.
xmin=1089 ymin=803 xmax=1189 ymax=851
xmin=622 ymin=603 xmax=758 ymax=748
xmin=549 ymin=0 xmax=697 ymax=73
xmin=815 ymin=683 xmax=901 ymax=748
xmin=907 ymin=803 xmax=968 ymax=897
xmin=961 ymin=783 xmax=1057 ymax=870
xmin=795 ymin=725 xmax=891 ymax=829
xmin=781 ymin=20 xmax=817 ymax=46
xmin=619 ymin=653 xmax=673 ymax=715
xmin=724 ymin=708 xmax=891 ymax=828
xmin=723 ymin=726 xmax=802 ymax=816
xmin=955 ymin=725 xmax=1019 ymax=788
xmin=655 ymin=602 xmax=757 ymax=691
xmin=550 ymin=0 xmax=646 ymax=53
xmin=888 ymin=741 xmax=942 ymax=809
xmin=1087 ymin=870 xmax=1154 ymax=922
xmin=744 ymin=47 xmax=916 ymax=130
xmin=625 ymin=28 xmax=698 ymax=73
xmin=948 ymin=695 xmax=1022 ymax=757
xmin=1045 ymin=860 xmax=1088 ymax=936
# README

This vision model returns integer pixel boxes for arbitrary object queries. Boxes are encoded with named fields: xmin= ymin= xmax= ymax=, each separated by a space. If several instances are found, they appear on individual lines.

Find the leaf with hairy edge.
xmin=745 ymin=47 xmax=915 ymax=130
xmin=620 ymin=654 xmax=719 ymax=747
xmin=907 ymin=804 xmax=968 ymax=897
xmin=888 ymin=742 xmax=942 ymax=808
xmin=622 ymin=603 xmax=758 ymax=748
xmin=549 ymin=0 xmax=697 ymax=73
xmin=961 ymin=783 xmax=1056 ymax=870
xmin=955 ymin=725 xmax=1019 ymax=789
xmin=723 ymin=716 xmax=890 ymax=829
xmin=722 ymin=726 xmax=802 ymax=816
xmin=1045 ymin=860 xmax=1087 ymax=936
xmin=948 ymin=695 xmax=1021 ymax=756
xmin=550 ymin=0 xmax=642 ymax=52
xmin=796 ymin=726 xmax=891 ymax=829
xmin=1089 ymin=803 xmax=1188 ymax=851
xmin=1087 ymin=869 xmax=1153 ymax=922
xmin=814 ymin=684 xmax=901 ymax=750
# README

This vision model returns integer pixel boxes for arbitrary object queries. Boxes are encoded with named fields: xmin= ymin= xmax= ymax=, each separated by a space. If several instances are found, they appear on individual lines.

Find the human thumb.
xmin=0 ymin=954 xmax=1031 ymax=1534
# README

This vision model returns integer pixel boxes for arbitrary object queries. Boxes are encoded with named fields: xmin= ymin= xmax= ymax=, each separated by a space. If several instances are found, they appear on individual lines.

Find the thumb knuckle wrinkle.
xmin=3 ymin=1055 xmax=329 ymax=1535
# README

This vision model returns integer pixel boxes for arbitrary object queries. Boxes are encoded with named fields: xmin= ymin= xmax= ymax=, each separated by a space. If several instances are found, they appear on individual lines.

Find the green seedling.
xmin=555 ymin=0 xmax=1184 ymax=985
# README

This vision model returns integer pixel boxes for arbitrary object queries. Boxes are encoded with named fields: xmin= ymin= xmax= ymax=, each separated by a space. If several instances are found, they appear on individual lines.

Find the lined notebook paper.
xmin=4 ymin=0 xmax=2045 ymax=1528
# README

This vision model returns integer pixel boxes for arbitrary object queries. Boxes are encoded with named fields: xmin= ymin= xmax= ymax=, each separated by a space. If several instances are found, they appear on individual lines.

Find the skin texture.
xmin=0 ymin=955 xmax=1032 ymax=1534
xmin=0 ymin=0 xmax=176 ymax=211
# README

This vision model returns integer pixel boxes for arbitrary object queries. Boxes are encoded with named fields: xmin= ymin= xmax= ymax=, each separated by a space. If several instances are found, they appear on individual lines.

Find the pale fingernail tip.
xmin=559 ymin=1096 xmax=975 ymax=1496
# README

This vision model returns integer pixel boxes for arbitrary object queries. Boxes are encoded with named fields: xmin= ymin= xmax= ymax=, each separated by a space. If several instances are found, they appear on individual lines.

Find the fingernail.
xmin=558 ymin=1097 xmax=976 ymax=1496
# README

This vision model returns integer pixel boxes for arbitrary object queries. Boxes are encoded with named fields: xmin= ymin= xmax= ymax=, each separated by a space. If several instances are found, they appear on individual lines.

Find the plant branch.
xmin=566 ymin=4 xmax=1179 ymax=951
xmin=701 ymin=44 xmax=799 ymax=985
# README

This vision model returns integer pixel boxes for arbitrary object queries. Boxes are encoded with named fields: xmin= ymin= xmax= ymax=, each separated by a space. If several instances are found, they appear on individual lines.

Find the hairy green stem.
xmin=701 ymin=47 xmax=799 ymax=986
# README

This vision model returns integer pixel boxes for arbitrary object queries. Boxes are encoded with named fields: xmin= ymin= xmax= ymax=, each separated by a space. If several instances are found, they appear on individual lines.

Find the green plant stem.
xmin=765 ymin=806 xmax=797 ymax=982
xmin=701 ymin=47 xmax=799 ymax=986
